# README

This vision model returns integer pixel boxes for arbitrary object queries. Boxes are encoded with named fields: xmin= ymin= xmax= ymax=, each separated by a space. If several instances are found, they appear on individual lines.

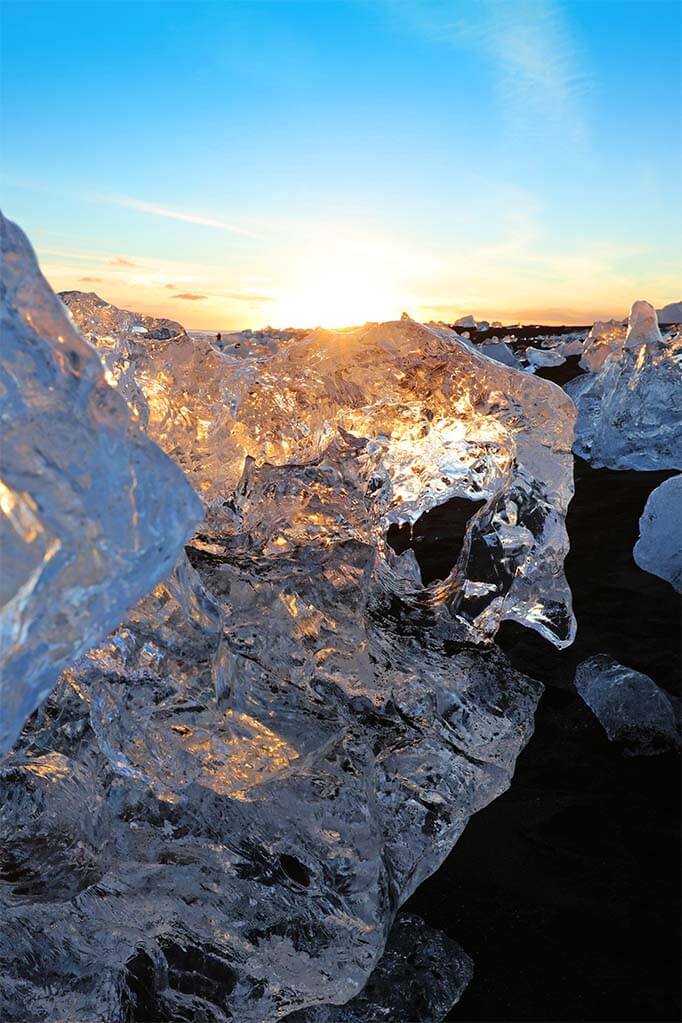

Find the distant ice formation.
xmin=477 ymin=340 xmax=523 ymax=369
xmin=575 ymin=655 xmax=680 ymax=756
xmin=454 ymin=314 xmax=477 ymax=328
xmin=634 ymin=475 xmax=682 ymax=592
xmin=524 ymin=346 xmax=566 ymax=369
xmin=0 ymin=214 xmax=202 ymax=756
xmin=657 ymin=301 xmax=682 ymax=325
xmin=567 ymin=300 xmax=682 ymax=470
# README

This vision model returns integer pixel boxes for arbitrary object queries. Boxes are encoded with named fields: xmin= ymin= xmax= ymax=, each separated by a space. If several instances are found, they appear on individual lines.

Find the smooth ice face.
xmin=575 ymin=655 xmax=679 ymax=756
xmin=567 ymin=301 xmax=682 ymax=470
xmin=634 ymin=475 xmax=682 ymax=592
xmin=64 ymin=303 xmax=578 ymax=648
xmin=0 ymin=214 xmax=202 ymax=755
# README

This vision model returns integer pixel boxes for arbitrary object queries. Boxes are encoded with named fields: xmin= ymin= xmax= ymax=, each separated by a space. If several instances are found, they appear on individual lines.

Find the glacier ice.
xmin=0 ymin=214 xmax=202 ymax=756
xmin=575 ymin=655 xmax=680 ymax=756
xmin=65 ymin=297 xmax=578 ymax=648
xmin=524 ymin=346 xmax=566 ymax=369
xmin=0 ymin=225 xmax=584 ymax=1020
xmin=579 ymin=319 xmax=626 ymax=373
xmin=0 ymin=510 xmax=542 ymax=1020
xmin=286 ymin=913 xmax=473 ymax=1022
xmin=476 ymin=339 xmax=523 ymax=369
xmin=567 ymin=300 xmax=682 ymax=470
xmin=657 ymin=301 xmax=682 ymax=325
xmin=633 ymin=475 xmax=682 ymax=592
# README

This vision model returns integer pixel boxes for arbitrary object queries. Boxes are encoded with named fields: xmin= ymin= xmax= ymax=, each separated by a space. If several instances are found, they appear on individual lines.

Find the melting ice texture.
xmin=0 ymin=224 xmax=582 ymax=1021
xmin=567 ymin=300 xmax=682 ymax=470
xmin=0 ymin=214 xmax=202 ymax=756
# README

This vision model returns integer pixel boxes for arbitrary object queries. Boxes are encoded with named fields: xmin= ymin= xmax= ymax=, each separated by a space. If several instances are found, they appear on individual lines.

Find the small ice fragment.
xmin=633 ymin=475 xmax=682 ymax=593
xmin=575 ymin=655 xmax=680 ymax=756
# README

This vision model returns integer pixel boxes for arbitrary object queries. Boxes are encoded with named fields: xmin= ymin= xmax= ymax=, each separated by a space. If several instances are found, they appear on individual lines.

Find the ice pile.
xmin=575 ymin=655 xmax=680 ymax=756
xmin=1 ymin=219 xmax=580 ymax=1021
xmin=0 ymin=214 xmax=202 ymax=756
xmin=634 ymin=475 xmax=682 ymax=592
xmin=567 ymin=301 xmax=682 ymax=470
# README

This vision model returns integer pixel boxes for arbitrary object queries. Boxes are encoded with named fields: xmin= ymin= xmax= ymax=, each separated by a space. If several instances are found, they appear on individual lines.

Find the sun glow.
xmin=268 ymin=235 xmax=415 ymax=328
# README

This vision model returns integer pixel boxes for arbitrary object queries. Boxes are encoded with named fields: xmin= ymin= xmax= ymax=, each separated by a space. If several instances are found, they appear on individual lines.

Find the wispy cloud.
xmin=391 ymin=0 xmax=590 ymax=143
xmin=109 ymin=256 xmax=137 ymax=267
xmin=112 ymin=196 xmax=264 ymax=239
xmin=80 ymin=275 xmax=103 ymax=282
xmin=173 ymin=292 xmax=208 ymax=301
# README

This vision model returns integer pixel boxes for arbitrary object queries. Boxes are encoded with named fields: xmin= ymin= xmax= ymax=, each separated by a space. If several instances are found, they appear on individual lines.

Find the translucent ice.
xmin=61 ymin=289 xmax=247 ymax=503
xmin=524 ymin=347 xmax=566 ymax=369
xmin=0 ymin=283 xmax=558 ymax=1018
xmin=579 ymin=319 xmax=626 ymax=373
xmin=0 ymin=503 xmax=542 ymax=1020
xmin=575 ymin=655 xmax=679 ymax=756
xmin=567 ymin=301 xmax=682 ymax=470
xmin=64 ymin=302 xmax=578 ymax=648
xmin=657 ymin=301 xmax=682 ymax=325
xmin=0 ymin=214 xmax=202 ymax=756
xmin=477 ymin=340 xmax=523 ymax=369
xmin=634 ymin=475 xmax=682 ymax=592
xmin=287 ymin=913 xmax=473 ymax=1022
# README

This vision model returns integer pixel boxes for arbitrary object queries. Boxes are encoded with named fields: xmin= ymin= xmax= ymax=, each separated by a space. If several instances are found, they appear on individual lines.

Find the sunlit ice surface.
xmin=2 ymin=215 xmax=578 ymax=1022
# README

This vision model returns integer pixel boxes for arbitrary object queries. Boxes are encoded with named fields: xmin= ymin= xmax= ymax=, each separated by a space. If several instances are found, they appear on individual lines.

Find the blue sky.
xmin=1 ymin=0 xmax=680 ymax=327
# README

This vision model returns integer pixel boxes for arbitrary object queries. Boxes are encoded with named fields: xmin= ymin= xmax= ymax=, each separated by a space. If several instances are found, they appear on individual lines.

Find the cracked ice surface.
xmin=0 ymin=214 xmax=202 ymax=756
xmin=567 ymin=301 xmax=682 ymax=470
xmin=1 ymin=238 xmax=578 ymax=1020
xmin=634 ymin=475 xmax=682 ymax=592
xmin=575 ymin=655 xmax=680 ymax=756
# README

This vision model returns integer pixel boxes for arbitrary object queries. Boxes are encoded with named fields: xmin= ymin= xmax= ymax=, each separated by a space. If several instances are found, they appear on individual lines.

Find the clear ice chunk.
xmin=575 ymin=655 xmax=680 ymax=756
xmin=0 ymin=214 xmax=202 ymax=756
xmin=633 ymin=475 xmax=682 ymax=592
xmin=1 ymin=248 xmax=557 ymax=1018
xmin=477 ymin=340 xmax=523 ymax=369
xmin=64 ymin=299 xmax=578 ymax=648
xmin=524 ymin=346 xmax=566 ymax=369
xmin=567 ymin=300 xmax=682 ymax=470
xmin=579 ymin=318 xmax=626 ymax=373
xmin=657 ymin=301 xmax=682 ymax=325
xmin=285 ymin=913 xmax=473 ymax=1022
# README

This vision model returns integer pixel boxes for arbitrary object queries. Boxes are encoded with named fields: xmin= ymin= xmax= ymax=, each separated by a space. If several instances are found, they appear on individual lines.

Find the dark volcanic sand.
xmin=402 ymin=458 xmax=681 ymax=1022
